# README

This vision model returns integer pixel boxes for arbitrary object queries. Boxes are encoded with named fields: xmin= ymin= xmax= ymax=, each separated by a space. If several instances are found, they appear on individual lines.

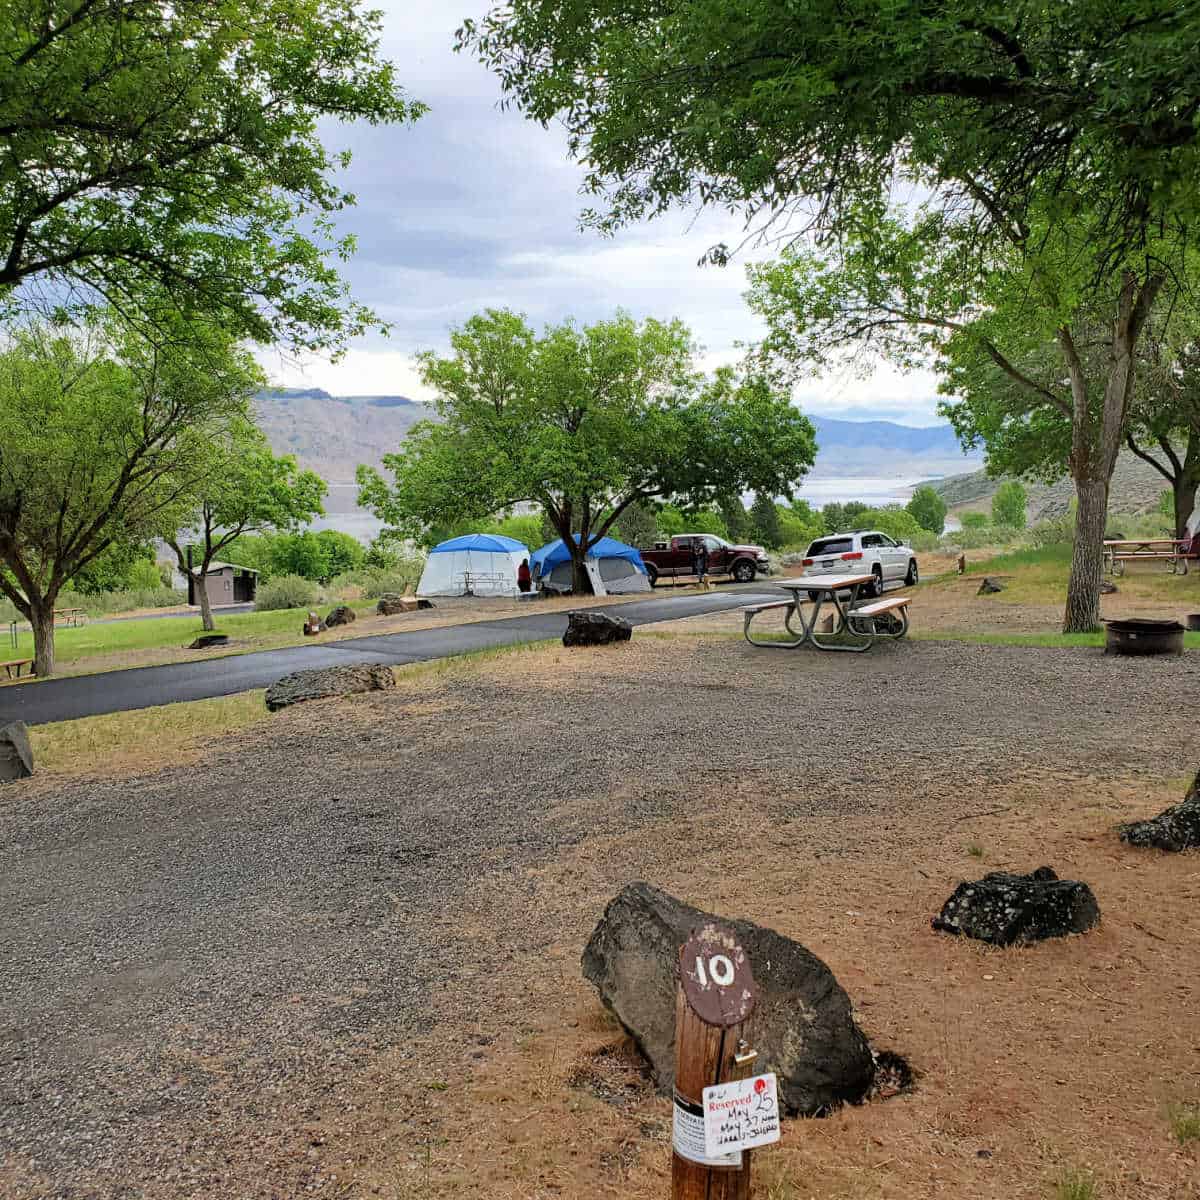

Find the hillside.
xmin=927 ymin=454 xmax=1172 ymax=522
xmin=254 ymin=389 xmax=984 ymax=483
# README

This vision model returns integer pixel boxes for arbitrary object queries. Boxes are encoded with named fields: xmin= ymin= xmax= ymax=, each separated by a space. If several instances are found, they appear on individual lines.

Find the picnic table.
xmin=742 ymin=574 xmax=912 ymax=653
xmin=53 ymin=607 xmax=88 ymax=626
xmin=1103 ymin=539 xmax=1190 ymax=576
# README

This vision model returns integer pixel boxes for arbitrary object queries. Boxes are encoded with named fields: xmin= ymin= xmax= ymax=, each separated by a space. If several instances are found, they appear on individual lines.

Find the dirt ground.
xmin=2 ymin=635 xmax=1197 ymax=1200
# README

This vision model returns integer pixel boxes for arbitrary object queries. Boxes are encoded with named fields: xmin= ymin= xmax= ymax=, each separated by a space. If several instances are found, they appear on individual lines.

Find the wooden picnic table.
xmin=53 ymin=607 xmax=88 ymax=626
xmin=742 ymin=574 xmax=912 ymax=653
xmin=1103 ymin=539 xmax=1190 ymax=576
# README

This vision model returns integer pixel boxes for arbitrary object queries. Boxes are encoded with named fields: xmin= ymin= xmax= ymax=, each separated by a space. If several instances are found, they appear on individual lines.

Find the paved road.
xmin=0 ymin=589 xmax=774 ymax=726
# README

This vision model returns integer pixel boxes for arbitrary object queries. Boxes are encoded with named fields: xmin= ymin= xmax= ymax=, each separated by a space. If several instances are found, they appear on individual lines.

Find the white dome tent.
xmin=416 ymin=533 xmax=530 ymax=598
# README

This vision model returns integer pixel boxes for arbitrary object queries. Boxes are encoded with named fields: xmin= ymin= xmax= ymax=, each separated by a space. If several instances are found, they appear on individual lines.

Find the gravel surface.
xmin=1 ymin=636 xmax=1197 ymax=1197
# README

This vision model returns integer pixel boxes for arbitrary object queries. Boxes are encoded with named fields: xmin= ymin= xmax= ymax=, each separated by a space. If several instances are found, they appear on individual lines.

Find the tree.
xmin=0 ymin=1 xmax=422 ymax=350
xmin=657 ymin=505 xmax=727 ymax=540
xmin=611 ymin=501 xmax=658 ymax=549
xmin=166 ymin=421 xmax=326 ymax=631
xmin=718 ymin=496 xmax=750 ymax=542
xmin=357 ymin=310 xmax=816 ymax=592
xmin=70 ymin=538 xmax=159 ymax=595
xmin=315 ymin=529 xmax=365 ymax=579
xmin=749 ymin=493 xmax=782 ymax=550
xmin=0 ymin=317 xmax=248 ymax=674
xmin=991 ymin=481 xmax=1028 ymax=530
xmin=268 ymin=532 xmax=332 ymax=582
xmin=907 ymin=486 xmax=947 ymax=535
xmin=464 ymin=1 xmax=1200 ymax=632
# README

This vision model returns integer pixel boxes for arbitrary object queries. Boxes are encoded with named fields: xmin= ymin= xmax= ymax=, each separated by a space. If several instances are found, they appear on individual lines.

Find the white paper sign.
xmin=673 ymin=1093 xmax=742 ymax=1167
xmin=703 ymin=1073 xmax=781 ymax=1157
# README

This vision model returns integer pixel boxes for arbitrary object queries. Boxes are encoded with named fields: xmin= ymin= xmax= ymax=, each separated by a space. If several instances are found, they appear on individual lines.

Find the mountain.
xmin=252 ymin=387 xmax=432 ymax=481
xmin=807 ymin=414 xmax=983 ymax=476
xmin=252 ymin=388 xmax=984 ymax=482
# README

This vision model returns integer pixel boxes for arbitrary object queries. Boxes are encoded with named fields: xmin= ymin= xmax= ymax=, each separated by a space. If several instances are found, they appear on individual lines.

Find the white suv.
xmin=800 ymin=529 xmax=919 ymax=597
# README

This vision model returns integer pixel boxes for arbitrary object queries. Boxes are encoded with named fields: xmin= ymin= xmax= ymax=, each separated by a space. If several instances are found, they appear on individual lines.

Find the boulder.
xmin=1118 ymin=770 xmax=1200 ymax=851
xmin=932 ymin=866 xmax=1100 ymax=946
xmin=0 ymin=721 xmax=33 ymax=783
xmin=188 ymin=634 xmax=230 ymax=650
xmin=977 ymin=577 xmax=1005 ymax=595
xmin=1099 ymin=580 xmax=1119 ymax=594
xmin=563 ymin=610 xmax=633 ymax=647
xmin=265 ymin=663 xmax=395 ymax=712
xmin=377 ymin=594 xmax=432 ymax=615
xmin=325 ymin=605 xmax=357 ymax=628
xmin=581 ymin=882 xmax=876 ymax=1116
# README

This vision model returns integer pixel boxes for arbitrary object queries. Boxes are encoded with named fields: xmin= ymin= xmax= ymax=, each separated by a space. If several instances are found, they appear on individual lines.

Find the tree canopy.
xmin=906 ymin=486 xmax=947 ymax=535
xmin=357 ymin=309 xmax=817 ymax=589
xmin=0 ymin=0 xmax=421 ymax=348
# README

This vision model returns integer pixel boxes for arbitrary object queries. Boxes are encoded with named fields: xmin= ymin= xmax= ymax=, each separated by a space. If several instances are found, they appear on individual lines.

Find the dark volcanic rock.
xmin=188 ymin=634 xmax=230 ymax=650
xmin=325 ymin=605 xmax=357 ymax=628
xmin=976 ymin=577 xmax=1005 ymax=595
xmin=563 ymin=610 xmax=633 ymax=647
xmin=1118 ymin=770 xmax=1200 ymax=851
xmin=265 ymin=664 xmax=395 ymax=712
xmin=581 ymin=882 xmax=876 ymax=1115
xmin=0 ymin=721 xmax=33 ymax=783
xmin=932 ymin=866 xmax=1100 ymax=946
xmin=1099 ymin=580 xmax=1119 ymax=594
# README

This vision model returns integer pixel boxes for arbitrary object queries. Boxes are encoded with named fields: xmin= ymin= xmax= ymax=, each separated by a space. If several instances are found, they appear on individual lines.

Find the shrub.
xmin=1168 ymin=1101 xmax=1200 ymax=1144
xmin=1029 ymin=510 xmax=1076 ymax=548
xmin=960 ymin=510 xmax=989 ymax=530
xmin=992 ymin=480 xmax=1028 ymax=529
xmin=910 ymin=530 xmax=940 ymax=553
xmin=906 ymin=485 xmax=947 ymax=534
xmin=254 ymin=573 xmax=318 ymax=611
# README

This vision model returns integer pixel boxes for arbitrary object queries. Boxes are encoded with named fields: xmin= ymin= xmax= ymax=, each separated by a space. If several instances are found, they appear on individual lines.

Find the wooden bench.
xmin=847 ymin=595 xmax=912 ymax=638
xmin=0 ymin=657 xmax=34 ymax=679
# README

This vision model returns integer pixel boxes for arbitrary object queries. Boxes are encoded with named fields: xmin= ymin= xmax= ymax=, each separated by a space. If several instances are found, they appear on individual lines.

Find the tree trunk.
xmin=1063 ymin=475 xmax=1109 ymax=634
xmin=30 ymin=600 xmax=56 ymax=677
xmin=1173 ymin=432 xmax=1200 ymax=537
xmin=192 ymin=571 xmax=216 ymax=631
xmin=571 ymin=547 xmax=592 ymax=595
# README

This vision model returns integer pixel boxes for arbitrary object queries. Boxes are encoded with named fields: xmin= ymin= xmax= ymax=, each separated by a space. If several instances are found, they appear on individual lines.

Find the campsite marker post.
xmin=672 ymin=924 xmax=759 ymax=1200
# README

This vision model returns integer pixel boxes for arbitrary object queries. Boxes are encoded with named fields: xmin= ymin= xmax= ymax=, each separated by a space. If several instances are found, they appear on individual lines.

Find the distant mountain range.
xmin=254 ymin=387 xmax=984 ymax=482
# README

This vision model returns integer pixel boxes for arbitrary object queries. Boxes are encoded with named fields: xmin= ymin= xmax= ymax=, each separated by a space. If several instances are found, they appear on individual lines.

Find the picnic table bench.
xmin=0 ymin=657 xmax=34 ymax=679
xmin=54 ymin=607 xmax=88 ymax=626
xmin=1103 ymin=539 xmax=1190 ymax=576
xmin=743 ymin=574 xmax=912 ymax=652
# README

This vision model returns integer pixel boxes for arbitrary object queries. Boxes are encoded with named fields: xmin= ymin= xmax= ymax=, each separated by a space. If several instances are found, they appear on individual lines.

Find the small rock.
xmin=325 ymin=606 xmax=357 ymax=628
xmin=0 ymin=720 xmax=34 ymax=783
xmin=563 ymin=611 xmax=632 ymax=648
xmin=188 ymin=634 xmax=230 ymax=650
xmin=581 ymin=882 xmax=877 ymax=1115
xmin=265 ymin=664 xmax=395 ymax=712
xmin=1117 ymin=770 xmax=1200 ymax=851
xmin=932 ymin=866 xmax=1100 ymax=946
xmin=1099 ymin=580 xmax=1118 ymax=594
xmin=976 ymin=577 xmax=1005 ymax=595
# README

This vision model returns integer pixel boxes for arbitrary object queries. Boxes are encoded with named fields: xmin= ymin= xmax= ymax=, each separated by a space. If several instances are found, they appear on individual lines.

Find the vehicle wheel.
xmin=645 ymin=564 xmax=659 ymax=588
xmin=906 ymin=559 xmax=919 ymax=586
xmin=870 ymin=567 xmax=884 ymax=597
xmin=732 ymin=559 xmax=756 ymax=583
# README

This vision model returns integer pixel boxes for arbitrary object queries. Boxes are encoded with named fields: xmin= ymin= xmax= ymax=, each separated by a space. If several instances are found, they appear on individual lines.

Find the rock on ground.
xmin=563 ymin=610 xmax=633 ymax=647
xmin=188 ymin=634 xmax=230 ymax=650
xmin=264 ymin=664 xmax=395 ymax=712
xmin=977 ymin=577 xmax=1005 ymax=594
xmin=932 ymin=866 xmax=1100 ymax=946
xmin=325 ymin=605 xmax=357 ymax=628
xmin=1118 ymin=770 xmax=1200 ymax=851
xmin=0 ymin=720 xmax=33 ymax=782
xmin=581 ymin=882 xmax=876 ymax=1115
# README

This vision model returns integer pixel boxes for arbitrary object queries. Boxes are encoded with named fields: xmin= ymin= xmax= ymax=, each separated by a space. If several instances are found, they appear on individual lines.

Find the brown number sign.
xmin=679 ymin=922 xmax=756 ymax=1027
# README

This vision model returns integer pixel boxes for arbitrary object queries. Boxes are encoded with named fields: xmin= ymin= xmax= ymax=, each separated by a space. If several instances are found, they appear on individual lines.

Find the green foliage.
xmin=749 ymin=493 xmax=783 ymax=549
xmin=266 ymin=531 xmax=332 ymax=582
xmin=777 ymin=505 xmax=822 ymax=552
xmin=858 ymin=506 xmax=923 ymax=544
xmin=315 ymin=529 xmax=365 ymax=577
xmin=656 ymin=505 xmax=728 ymax=540
xmin=961 ymin=511 xmax=990 ymax=531
xmin=484 ymin=513 xmax=545 ymax=550
xmin=0 ymin=2 xmax=422 ymax=350
xmin=821 ymin=501 xmax=870 ymax=533
xmin=992 ymin=481 xmax=1029 ymax=529
xmin=253 ymin=574 xmax=318 ymax=612
xmin=358 ymin=309 xmax=816 ymax=580
xmin=71 ymin=541 xmax=159 ymax=595
xmin=1048 ymin=1166 xmax=1096 ymax=1200
xmin=611 ymin=501 xmax=658 ymax=548
xmin=906 ymin=485 xmax=947 ymax=535
xmin=718 ymin=496 xmax=751 ymax=541
xmin=1029 ymin=511 xmax=1077 ymax=549
xmin=1159 ymin=488 xmax=1175 ymax=517
xmin=1168 ymin=1102 xmax=1200 ymax=1145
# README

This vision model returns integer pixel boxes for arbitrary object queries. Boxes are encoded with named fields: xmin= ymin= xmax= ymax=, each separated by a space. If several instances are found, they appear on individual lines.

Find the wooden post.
xmin=672 ymin=924 xmax=757 ymax=1200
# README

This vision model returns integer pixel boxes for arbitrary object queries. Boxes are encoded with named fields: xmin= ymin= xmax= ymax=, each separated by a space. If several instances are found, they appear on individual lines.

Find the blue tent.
xmin=429 ymin=533 xmax=528 ymax=555
xmin=530 ymin=535 xmax=649 ymax=593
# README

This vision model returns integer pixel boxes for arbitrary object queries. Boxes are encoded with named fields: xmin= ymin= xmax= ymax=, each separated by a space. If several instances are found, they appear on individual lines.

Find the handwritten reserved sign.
xmin=702 ymin=1072 xmax=781 ymax=1157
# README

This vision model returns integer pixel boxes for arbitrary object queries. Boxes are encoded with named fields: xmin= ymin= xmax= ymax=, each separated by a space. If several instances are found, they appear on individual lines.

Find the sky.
xmin=264 ymin=0 xmax=943 ymax=426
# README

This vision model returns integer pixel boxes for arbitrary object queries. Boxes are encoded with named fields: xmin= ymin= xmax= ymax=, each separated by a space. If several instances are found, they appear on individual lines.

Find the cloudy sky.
xmin=266 ymin=0 xmax=941 ymax=425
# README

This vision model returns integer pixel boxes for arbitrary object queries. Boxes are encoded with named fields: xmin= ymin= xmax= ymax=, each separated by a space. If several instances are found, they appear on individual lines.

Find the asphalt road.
xmin=0 ymin=589 xmax=775 ymax=726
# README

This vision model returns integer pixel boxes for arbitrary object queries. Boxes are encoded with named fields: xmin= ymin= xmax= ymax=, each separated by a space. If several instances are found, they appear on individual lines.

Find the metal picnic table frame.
xmin=1103 ymin=539 xmax=1190 ymax=576
xmin=743 ymin=573 xmax=888 ymax=653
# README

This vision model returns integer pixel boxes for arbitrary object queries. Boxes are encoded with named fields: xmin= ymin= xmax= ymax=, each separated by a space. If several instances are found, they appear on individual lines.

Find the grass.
xmin=1167 ymin=1102 xmax=1200 ymax=1144
xmin=1049 ymin=1166 xmax=1097 ymax=1200
xmin=914 ymin=629 xmax=1200 ymax=649
xmin=965 ymin=842 xmax=985 ymax=858
xmin=27 ymin=691 xmax=270 ymax=776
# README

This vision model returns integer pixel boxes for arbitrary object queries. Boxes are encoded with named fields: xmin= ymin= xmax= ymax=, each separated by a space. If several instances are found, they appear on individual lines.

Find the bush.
xmin=906 ymin=485 xmax=947 ymax=534
xmin=991 ymin=480 xmax=1028 ymax=529
xmin=960 ymin=511 xmax=989 ymax=530
xmin=1028 ymin=510 xmax=1075 ymax=548
xmin=254 ymin=573 xmax=318 ymax=611
xmin=910 ymin=530 xmax=940 ymax=553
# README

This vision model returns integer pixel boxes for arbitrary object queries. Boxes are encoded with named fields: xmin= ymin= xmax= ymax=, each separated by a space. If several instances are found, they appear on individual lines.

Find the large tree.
xmin=356 ymin=309 xmax=816 ymax=591
xmin=0 ymin=0 xmax=421 ymax=348
xmin=166 ymin=421 xmax=327 ymax=631
xmin=0 ymin=317 xmax=249 ymax=675
xmin=462 ymin=0 xmax=1200 ymax=631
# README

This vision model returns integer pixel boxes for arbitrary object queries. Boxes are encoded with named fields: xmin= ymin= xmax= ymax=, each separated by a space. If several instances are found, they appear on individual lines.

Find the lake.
xmin=311 ymin=477 xmax=951 ymax=542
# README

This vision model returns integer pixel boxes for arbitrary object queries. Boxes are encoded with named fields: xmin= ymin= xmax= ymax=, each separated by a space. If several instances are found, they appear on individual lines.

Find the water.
xmin=310 ymin=478 xmax=949 ymax=542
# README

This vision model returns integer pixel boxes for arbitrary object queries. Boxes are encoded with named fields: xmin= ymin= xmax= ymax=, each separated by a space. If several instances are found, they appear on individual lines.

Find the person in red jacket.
xmin=517 ymin=558 xmax=532 ymax=593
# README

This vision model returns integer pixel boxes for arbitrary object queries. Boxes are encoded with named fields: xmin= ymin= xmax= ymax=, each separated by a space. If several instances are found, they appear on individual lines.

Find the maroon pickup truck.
xmin=639 ymin=534 xmax=771 ymax=586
